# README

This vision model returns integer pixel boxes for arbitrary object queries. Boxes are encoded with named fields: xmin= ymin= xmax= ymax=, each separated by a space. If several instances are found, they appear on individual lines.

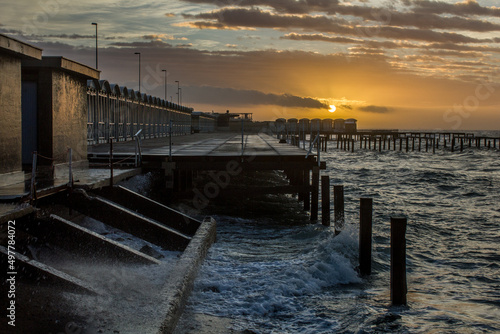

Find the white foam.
xmin=187 ymin=221 xmax=361 ymax=331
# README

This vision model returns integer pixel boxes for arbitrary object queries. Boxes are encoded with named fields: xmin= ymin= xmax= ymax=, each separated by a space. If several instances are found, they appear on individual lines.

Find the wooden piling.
xmin=311 ymin=166 xmax=319 ymax=221
xmin=304 ymin=170 xmax=310 ymax=211
xmin=334 ymin=185 xmax=344 ymax=234
xmin=321 ymin=175 xmax=330 ymax=226
xmin=391 ymin=217 xmax=407 ymax=306
xmin=359 ymin=198 xmax=373 ymax=276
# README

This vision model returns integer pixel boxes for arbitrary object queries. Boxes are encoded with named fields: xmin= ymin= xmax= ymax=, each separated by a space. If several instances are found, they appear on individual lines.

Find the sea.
xmin=180 ymin=130 xmax=500 ymax=333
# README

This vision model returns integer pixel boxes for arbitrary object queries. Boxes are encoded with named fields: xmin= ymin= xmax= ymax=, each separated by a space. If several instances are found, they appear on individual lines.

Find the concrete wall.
xmin=23 ymin=57 xmax=99 ymax=165
xmin=0 ymin=54 xmax=22 ymax=174
xmin=51 ymin=70 xmax=88 ymax=163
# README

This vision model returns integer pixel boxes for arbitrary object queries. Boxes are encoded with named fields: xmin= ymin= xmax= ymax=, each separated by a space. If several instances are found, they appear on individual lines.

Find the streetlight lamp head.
xmin=135 ymin=52 xmax=140 ymax=55
xmin=92 ymin=22 xmax=97 ymax=25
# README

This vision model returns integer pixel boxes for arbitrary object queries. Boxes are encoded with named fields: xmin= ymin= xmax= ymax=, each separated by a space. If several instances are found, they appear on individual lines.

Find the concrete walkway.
xmin=89 ymin=132 xmax=310 ymax=157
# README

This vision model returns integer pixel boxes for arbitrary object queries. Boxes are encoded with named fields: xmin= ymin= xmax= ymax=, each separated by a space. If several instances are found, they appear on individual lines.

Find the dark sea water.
xmin=183 ymin=131 xmax=500 ymax=333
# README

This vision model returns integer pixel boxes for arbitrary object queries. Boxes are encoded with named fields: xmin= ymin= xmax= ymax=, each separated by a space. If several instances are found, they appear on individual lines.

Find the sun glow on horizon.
xmin=329 ymin=105 xmax=336 ymax=113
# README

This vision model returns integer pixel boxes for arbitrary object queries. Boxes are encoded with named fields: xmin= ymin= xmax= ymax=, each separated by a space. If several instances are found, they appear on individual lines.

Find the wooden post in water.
xmin=334 ymin=185 xmax=344 ymax=234
xmin=379 ymin=137 xmax=382 ymax=152
xmin=359 ymin=198 xmax=373 ymax=276
xmin=304 ymin=170 xmax=310 ymax=211
xmin=460 ymin=138 xmax=464 ymax=152
xmin=311 ymin=166 xmax=319 ymax=221
xmin=391 ymin=217 xmax=407 ymax=306
xmin=321 ymin=175 xmax=330 ymax=226
xmin=451 ymin=137 xmax=455 ymax=152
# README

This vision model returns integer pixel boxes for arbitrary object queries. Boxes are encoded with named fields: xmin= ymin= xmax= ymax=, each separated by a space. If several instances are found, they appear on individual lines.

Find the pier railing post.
xmin=311 ymin=166 xmax=319 ymax=221
xmin=359 ymin=198 xmax=373 ymax=276
xmin=321 ymin=175 xmax=330 ymax=226
xmin=391 ymin=217 xmax=407 ymax=306
xmin=109 ymin=138 xmax=114 ymax=187
xmin=334 ymin=185 xmax=344 ymax=234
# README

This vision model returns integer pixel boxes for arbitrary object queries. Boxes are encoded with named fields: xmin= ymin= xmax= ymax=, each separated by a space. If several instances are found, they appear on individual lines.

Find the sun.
xmin=329 ymin=105 xmax=336 ymax=113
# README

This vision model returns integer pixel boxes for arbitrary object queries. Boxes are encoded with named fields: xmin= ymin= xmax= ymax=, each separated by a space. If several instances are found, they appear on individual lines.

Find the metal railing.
xmin=87 ymin=86 xmax=193 ymax=145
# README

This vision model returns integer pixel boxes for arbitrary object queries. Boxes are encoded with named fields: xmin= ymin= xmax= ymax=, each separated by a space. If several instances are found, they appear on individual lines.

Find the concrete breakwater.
xmin=0 ymin=172 xmax=216 ymax=333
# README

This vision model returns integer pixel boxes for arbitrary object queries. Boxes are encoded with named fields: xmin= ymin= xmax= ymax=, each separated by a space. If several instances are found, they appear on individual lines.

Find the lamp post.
xmin=175 ymin=80 xmax=180 ymax=105
xmin=162 ymin=69 xmax=167 ymax=100
xmin=134 ymin=52 xmax=141 ymax=94
xmin=91 ymin=22 xmax=98 ymax=69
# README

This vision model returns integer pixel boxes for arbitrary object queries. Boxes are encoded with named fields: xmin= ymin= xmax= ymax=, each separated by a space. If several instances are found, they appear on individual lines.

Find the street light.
xmin=175 ymin=80 xmax=180 ymax=105
xmin=162 ymin=69 xmax=167 ymax=100
xmin=134 ymin=52 xmax=141 ymax=94
xmin=91 ymin=22 xmax=98 ymax=69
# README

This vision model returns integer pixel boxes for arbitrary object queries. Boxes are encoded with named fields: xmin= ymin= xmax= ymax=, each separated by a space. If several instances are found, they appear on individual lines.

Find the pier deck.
xmin=88 ymin=132 xmax=313 ymax=157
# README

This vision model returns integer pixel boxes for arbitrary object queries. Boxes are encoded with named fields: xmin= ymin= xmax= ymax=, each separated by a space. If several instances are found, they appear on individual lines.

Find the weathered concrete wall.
xmin=51 ymin=70 xmax=88 ymax=163
xmin=0 ymin=54 xmax=22 ymax=174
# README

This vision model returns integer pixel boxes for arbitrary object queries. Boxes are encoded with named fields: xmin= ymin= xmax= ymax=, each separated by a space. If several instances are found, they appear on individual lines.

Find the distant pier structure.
xmin=276 ymin=118 xmax=499 ymax=153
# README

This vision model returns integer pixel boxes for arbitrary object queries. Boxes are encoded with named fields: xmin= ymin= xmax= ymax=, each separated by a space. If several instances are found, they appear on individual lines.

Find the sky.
xmin=1 ymin=0 xmax=499 ymax=129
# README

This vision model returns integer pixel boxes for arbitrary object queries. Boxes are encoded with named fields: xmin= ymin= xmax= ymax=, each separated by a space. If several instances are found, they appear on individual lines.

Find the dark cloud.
xmin=38 ymin=34 xmax=95 ymax=39
xmin=187 ymin=86 xmax=329 ymax=109
xmin=176 ymin=43 xmax=193 ymax=48
xmin=190 ymin=8 xmax=349 ymax=30
xmin=338 ymin=104 xmax=353 ymax=111
xmin=186 ymin=8 xmax=492 ymax=43
xmin=181 ymin=0 xmax=500 ymax=18
xmin=412 ymin=0 xmax=500 ymax=17
xmin=180 ymin=0 xmax=340 ymax=14
xmin=109 ymin=40 xmax=172 ymax=48
xmin=358 ymin=105 xmax=393 ymax=113
xmin=366 ymin=11 xmax=500 ymax=32
xmin=281 ymin=33 xmax=361 ymax=44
